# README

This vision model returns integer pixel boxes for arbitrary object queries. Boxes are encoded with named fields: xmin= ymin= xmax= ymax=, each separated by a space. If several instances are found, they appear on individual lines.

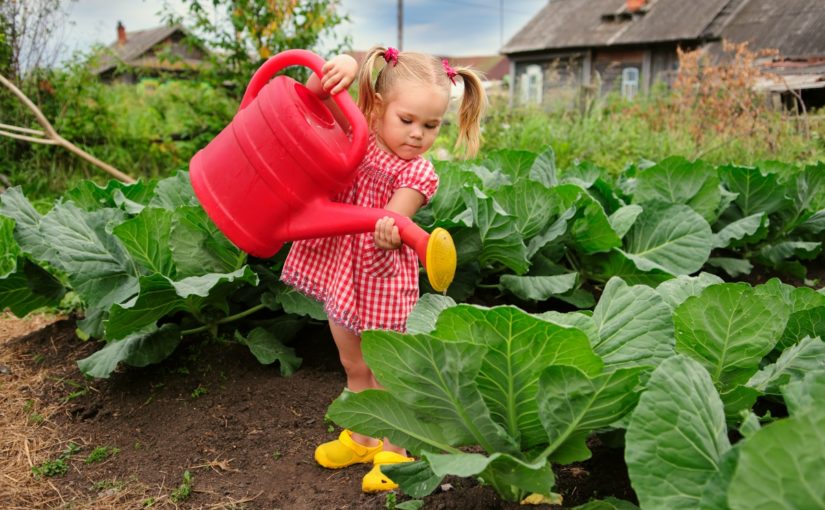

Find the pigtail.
xmin=357 ymin=46 xmax=387 ymax=125
xmin=453 ymin=67 xmax=487 ymax=158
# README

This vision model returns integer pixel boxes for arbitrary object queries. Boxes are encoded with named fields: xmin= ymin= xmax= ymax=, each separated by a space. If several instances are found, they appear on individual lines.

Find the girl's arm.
xmin=306 ymin=54 xmax=358 ymax=132
xmin=374 ymin=188 xmax=427 ymax=250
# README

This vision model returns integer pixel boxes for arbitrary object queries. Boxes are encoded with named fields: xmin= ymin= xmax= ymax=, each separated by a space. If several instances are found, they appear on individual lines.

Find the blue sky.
xmin=63 ymin=0 xmax=547 ymax=58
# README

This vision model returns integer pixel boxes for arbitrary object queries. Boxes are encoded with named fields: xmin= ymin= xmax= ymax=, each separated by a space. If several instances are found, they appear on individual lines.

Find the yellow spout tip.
xmin=426 ymin=227 xmax=457 ymax=293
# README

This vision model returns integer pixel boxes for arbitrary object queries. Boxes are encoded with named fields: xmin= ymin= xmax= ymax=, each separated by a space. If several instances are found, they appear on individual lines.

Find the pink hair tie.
xmin=384 ymin=47 xmax=399 ymax=66
xmin=442 ymin=59 xmax=457 ymax=85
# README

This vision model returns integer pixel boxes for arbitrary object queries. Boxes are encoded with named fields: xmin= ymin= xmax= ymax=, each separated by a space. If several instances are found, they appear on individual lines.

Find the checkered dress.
xmin=280 ymin=135 xmax=439 ymax=334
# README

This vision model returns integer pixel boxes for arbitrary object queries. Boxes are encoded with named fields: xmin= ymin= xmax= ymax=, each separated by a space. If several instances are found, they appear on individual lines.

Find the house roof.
xmin=503 ymin=0 xmax=825 ymax=59
xmin=715 ymin=0 xmax=825 ymax=59
xmin=94 ymin=24 xmax=198 ymax=75
xmin=502 ymin=0 xmax=732 ymax=54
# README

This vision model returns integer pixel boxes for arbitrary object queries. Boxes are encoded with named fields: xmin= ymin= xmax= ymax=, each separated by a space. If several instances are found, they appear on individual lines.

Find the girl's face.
xmin=373 ymin=79 xmax=449 ymax=160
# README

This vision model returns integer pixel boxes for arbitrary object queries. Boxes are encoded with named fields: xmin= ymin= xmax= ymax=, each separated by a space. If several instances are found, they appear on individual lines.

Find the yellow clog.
xmin=314 ymin=429 xmax=383 ymax=469
xmin=361 ymin=451 xmax=415 ymax=492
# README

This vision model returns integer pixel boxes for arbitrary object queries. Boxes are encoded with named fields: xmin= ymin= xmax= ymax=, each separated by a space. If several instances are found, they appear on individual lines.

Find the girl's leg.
xmin=328 ymin=319 xmax=407 ymax=456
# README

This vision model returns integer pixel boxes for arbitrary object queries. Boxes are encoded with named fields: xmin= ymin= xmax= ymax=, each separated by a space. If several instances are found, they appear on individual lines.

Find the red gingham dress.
xmin=280 ymin=135 xmax=439 ymax=334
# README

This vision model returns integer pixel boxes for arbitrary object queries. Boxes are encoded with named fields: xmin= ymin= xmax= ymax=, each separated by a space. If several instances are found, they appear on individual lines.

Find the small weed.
xmin=272 ymin=451 xmax=282 ymax=461
xmin=170 ymin=470 xmax=193 ymax=503
xmin=63 ymin=388 xmax=88 ymax=403
xmin=32 ymin=353 xmax=46 ymax=364
xmin=324 ymin=415 xmax=336 ymax=433
xmin=143 ymin=382 xmax=165 ymax=405
xmin=385 ymin=493 xmax=425 ymax=510
xmin=32 ymin=442 xmax=80 ymax=478
xmin=174 ymin=366 xmax=190 ymax=375
xmin=85 ymin=446 xmax=120 ymax=464
xmin=142 ymin=497 xmax=155 ymax=507
xmin=23 ymin=399 xmax=44 ymax=423
xmin=134 ymin=441 xmax=143 ymax=450
xmin=191 ymin=385 xmax=208 ymax=399
xmin=50 ymin=376 xmax=89 ymax=403
xmin=92 ymin=479 xmax=126 ymax=492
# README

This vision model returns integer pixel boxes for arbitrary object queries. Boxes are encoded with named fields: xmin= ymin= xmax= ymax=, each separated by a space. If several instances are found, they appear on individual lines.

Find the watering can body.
xmin=189 ymin=49 xmax=455 ymax=291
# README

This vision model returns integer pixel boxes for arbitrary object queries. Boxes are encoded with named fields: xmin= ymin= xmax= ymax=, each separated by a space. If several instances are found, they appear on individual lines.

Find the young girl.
xmin=280 ymin=46 xmax=486 ymax=493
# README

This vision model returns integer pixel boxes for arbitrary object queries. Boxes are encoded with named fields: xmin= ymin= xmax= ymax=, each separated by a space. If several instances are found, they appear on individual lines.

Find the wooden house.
xmin=501 ymin=0 xmax=825 ymax=108
xmin=94 ymin=22 xmax=208 ymax=82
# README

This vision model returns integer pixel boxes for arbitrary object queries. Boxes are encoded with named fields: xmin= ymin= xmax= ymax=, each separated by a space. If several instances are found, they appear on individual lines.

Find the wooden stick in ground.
xmin=0 ymin=73 xmax=136 ymax=184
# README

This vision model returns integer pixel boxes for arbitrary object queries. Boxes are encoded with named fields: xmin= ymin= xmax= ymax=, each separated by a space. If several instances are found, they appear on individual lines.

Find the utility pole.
xmin=397 ymin=0 xmax=403 ymax=50
xmin=500 ymin=0 xmax=503 ymax=48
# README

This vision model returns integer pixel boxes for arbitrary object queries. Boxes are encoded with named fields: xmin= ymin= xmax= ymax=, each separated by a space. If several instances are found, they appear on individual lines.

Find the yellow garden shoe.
xmin=314 ymin=430 xmax=383 ymax=469
xmin=361 ymin=451 xmax=415 ymax=493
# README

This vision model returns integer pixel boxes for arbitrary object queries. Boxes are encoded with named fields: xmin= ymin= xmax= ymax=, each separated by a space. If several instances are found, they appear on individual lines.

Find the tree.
xmin=0 ymin=0 xmax=72 ymax=80
xmin=164 ymin=0 xmax=350 ymax=93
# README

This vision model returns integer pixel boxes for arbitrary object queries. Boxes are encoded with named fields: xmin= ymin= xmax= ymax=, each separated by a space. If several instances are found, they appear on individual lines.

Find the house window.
xmin=622 ymin=67 xmax=640 ymax=100
xmin=520 ymin=64 xmax=543 ymax=105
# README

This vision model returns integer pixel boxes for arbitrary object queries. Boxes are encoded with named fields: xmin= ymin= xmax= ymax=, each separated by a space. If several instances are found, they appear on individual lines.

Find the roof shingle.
xmin=502 ymin=0 xmax=735 ymax=54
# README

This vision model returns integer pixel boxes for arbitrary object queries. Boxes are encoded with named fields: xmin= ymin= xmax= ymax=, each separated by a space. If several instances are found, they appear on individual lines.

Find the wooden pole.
xmin=397 ymin=0 xmax=403 ymax=50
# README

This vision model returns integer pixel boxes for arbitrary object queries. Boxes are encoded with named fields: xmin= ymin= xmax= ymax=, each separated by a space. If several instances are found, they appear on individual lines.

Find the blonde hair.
xmin=357 ymin=46 xmax=487 ymax=158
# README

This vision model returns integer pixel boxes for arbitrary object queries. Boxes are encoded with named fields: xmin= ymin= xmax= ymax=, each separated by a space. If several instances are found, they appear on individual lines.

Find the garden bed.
xmin=3 ymin=317 xmax=636 ymax=510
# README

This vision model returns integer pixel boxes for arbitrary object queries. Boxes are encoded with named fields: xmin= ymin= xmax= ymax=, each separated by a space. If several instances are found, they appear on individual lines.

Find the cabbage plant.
xmin=328 ymin=290 xmax=659 ymax=501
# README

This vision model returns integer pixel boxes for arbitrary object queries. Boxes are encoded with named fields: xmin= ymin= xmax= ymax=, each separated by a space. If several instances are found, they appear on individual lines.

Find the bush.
xmin=434 ymin=43 xmax=825 ymax=172
xmin=0 ymin=57 xmax=236 ymax=202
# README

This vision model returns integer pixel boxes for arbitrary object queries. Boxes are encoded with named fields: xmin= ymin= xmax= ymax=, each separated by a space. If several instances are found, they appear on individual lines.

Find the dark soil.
xmin=9 ymin=318 xmax=637 ymax=510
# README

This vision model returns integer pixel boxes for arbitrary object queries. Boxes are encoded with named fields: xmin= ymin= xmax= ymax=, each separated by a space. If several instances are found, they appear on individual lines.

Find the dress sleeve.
xmin=394 ymin=158 xmax=439 ymax=204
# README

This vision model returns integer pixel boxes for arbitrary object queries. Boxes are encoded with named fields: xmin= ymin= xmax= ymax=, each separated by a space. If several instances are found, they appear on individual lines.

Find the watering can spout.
xmin=290 ymin=200 xmax=456 ymax=292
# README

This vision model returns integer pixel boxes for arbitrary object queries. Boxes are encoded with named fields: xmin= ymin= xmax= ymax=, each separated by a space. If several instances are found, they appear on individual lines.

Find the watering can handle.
xmin=238 ymin=49 xmax=368 ymax=171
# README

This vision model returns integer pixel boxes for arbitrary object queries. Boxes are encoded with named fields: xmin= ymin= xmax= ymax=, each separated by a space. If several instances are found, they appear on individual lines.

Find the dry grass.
xmin=1 ymin=312 xmax=263 ymax=509
xmin=1 ymin=313 xmax=68 ymax=508
xmin=0 ymin=312 xmax=62 ymax=342
xmin=0 ymin=312 xmax=167 ymax=509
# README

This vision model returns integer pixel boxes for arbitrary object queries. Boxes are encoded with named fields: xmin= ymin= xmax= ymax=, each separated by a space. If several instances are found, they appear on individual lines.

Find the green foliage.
xmin=4 ymin=142 xmax=822 ymax=381
xmin=170 ymin=470 xmax=193 ymax=503
xmin=327 ymin=276 xmax=823 ymax=503
xmin=190 ymin=385 xmax=207 ymax=399
xmin=0 ymin=12 xmax=11 ymax=77
xmin=435 ymin=93 xmax=824 ymax=174
xmin=386 ymin=492 xmax=425 ymax=510
xmin=31 ymin=442 xmax=80 ymax=478
xmin=328 ymin=300 xmax=647 ymax=501
xmin=84 ymin=446 xmax=120 ymax=464
xmin=673 ymin=283 xmax=789 ymax=417
xmin=626 ymin=356 xmax=825 ymax=510
xmin=0 ymin=64 xmax=237 ymax=199
xmin=163 ymin=0 xmax=349 ymax=93
xmin=415 ymin=148 xmax=825 ymax=302
xmin=0 ymin=173 xmax=311 ymax=378
xmin=626 ymin=356 xmax=732 ymax=510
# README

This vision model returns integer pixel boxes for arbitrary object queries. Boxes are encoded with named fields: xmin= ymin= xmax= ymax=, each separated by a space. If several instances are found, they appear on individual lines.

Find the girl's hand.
xmin=374 ymin=216 xmax=402 ymax=250
xmin=321 ymin=54 xmax=358 ymax=96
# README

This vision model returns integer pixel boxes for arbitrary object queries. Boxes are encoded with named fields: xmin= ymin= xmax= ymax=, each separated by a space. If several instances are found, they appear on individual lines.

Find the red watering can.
xmin=189 ymin=49 xmax=456 ymax=291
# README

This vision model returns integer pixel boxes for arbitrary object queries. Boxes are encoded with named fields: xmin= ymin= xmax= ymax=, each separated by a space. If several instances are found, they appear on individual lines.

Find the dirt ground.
xmin=1 ymin=313 xmax=637 ymax=510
